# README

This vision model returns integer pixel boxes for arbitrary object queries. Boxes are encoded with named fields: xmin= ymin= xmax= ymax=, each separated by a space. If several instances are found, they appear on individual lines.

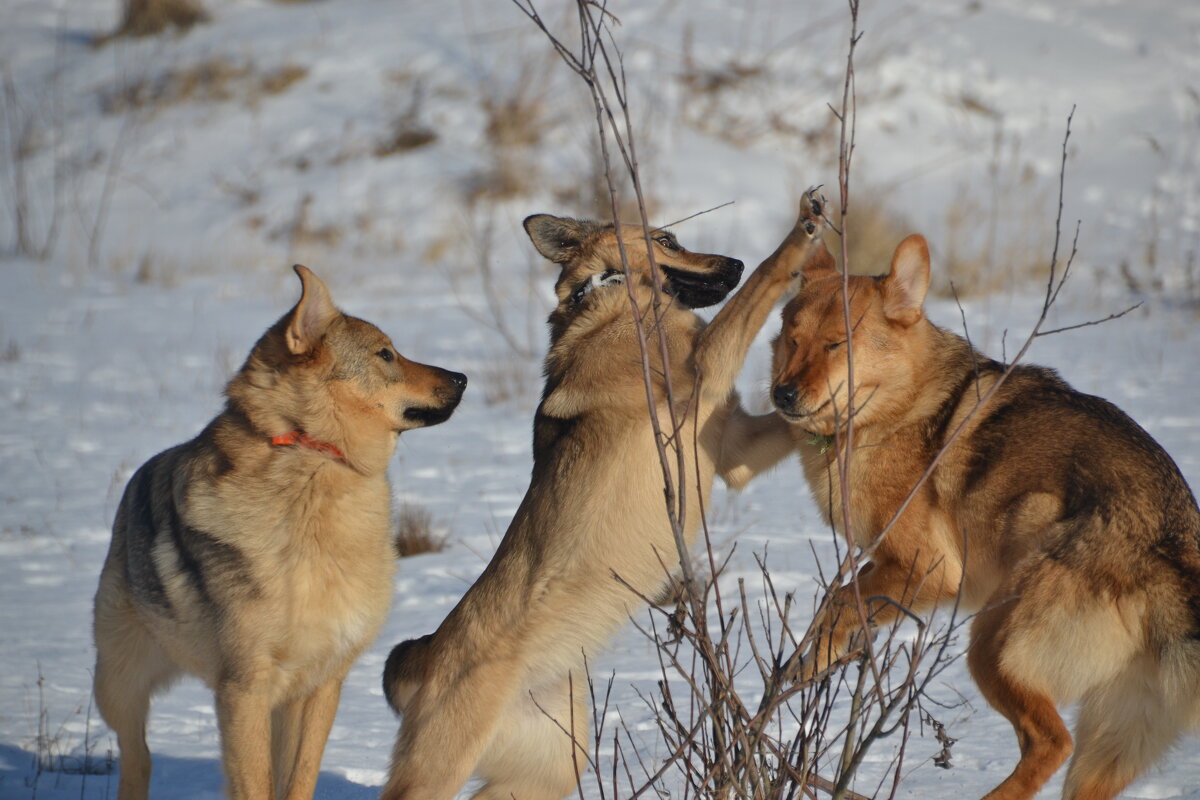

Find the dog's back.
xmin=952 ymin=362 xmax=1200 ymax=798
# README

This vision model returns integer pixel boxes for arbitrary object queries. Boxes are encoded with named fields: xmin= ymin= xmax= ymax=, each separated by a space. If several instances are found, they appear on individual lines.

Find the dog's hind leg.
xmin=382 ymin=634 xmax=433 ymax=714
xmin=93 ymin=586 xmax=180 ymax=800
xmin=382 ymin=655 xmax=525 ymax=800
xmin=1062 ymin=650 xmax=1199 ymax=800
xmin=968 ymin=594 xmax=1073 ymax=800
xmin=471 ymin=673 xmax=589 ymax=800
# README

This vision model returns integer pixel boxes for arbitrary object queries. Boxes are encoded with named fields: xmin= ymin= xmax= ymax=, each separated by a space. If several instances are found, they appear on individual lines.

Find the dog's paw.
xmin=797 ymin=186 xmax=829 ymax=238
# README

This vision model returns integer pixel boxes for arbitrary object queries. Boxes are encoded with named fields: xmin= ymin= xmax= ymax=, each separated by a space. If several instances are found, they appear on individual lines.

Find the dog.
xmin=379 ymin=192 xmax=832 ymax=800
xmin=92 ymin=265 xmax=466 ymax=800
xmin=770 ymin=233 xmax=1200 ymax=800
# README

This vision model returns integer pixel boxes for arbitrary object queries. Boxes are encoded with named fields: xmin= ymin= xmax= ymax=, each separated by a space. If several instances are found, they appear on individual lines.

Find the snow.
xmin=1 ymin=0 xmax=1198 ymax=798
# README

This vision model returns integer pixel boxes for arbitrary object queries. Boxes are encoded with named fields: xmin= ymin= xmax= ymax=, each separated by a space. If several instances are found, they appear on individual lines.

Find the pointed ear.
xmin=286 ymin=265 xmax=340 ymax=355
xmin=523 ymin=214 xmax=602 ymax=263
xmin=881 ymin=234 xmax=930 ymax=326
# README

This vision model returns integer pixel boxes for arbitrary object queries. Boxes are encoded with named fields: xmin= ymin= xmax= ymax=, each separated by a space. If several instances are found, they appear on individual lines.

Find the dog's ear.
xmin=286 ymin=265 xmax=340 ymax=355
xmin=881 ymin=234 xmax=930 ymax=327
xmin=523 ymin=214 xmax=601 ymax=263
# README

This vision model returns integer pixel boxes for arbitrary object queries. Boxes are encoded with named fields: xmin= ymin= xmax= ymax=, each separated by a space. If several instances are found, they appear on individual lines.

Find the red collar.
xmin=270 ymin=430 xmax=347 ymax=464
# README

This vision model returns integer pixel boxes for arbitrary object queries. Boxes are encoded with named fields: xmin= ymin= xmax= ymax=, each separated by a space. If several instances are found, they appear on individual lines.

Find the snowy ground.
xmin=1 ymin=0 xmax=1198 ymax=798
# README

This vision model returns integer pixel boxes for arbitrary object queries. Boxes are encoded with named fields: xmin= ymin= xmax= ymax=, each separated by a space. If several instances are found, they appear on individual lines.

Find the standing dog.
xmin=770 ymin=234 xmax=1200 ymax=800
xmin=93 ymin=266 xmax=466 ymax=800
xmin=380 ymin=192 xmax=831 ymax=800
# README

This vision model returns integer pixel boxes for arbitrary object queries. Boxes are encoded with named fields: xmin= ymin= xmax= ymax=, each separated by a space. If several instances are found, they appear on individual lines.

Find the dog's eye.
xmin=825 ymin=340 xmax=843 ymax=352
xmin=655 ymin=235 xmax=678 ymax=251
xmin=376 ymin=348 xmax=395 ymax=362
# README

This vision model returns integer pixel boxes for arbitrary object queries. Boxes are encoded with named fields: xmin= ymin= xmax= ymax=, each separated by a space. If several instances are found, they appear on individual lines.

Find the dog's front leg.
xmin=718 ymin=403 xmax=797 ymax=489
xmin=215 ymin=679 xmax=275 ymax=799
xmin=796 ymin=516 xmax=963 ymax=681
xmin=274 ymin=677 xmax=344 ymax=799
xmin=692 ymin=189 xmax=831 ymax=397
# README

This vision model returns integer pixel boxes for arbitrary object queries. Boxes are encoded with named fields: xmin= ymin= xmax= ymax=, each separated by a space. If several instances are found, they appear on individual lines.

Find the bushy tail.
xmin=383 ymin=633 xmax=434 ymax=715
xmin=1064 ymin=640 xmax=1200 ymax=799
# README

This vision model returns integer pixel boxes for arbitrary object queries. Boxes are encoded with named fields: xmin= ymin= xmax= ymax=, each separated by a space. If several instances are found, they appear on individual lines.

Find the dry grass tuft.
xmin=260 ymin=63 xmax=309 ymax=96
xmin=393 ymin=504 xmax=448 ymax=558
xmin=832 ymin=171 xmax=1052 ymax=298
xmin=104 ymin=0 xmax=208 ymax=40
xmin=272 ymin=193 xmax=344 ymax=264
xmin=830 ymin=191 xmax=915 ymax=277
xmin=480 ymin=79 xmax=548 ymax=151
xmin=458 ymin=54 xmax=556 ymax=203
xmin=101 ymin=58 xmax=309 ymax=114
xmin=936 ymin=131 xmax=1054 ymax=297
xmin=375 ymin=123 xmax=438 ymax=156
xmin=375 ymin=79 xmax=439 ymax=158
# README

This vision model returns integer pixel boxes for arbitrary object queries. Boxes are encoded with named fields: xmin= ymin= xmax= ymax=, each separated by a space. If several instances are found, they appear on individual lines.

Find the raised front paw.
xmin=797 ymin=186 xmax=829 ymax=238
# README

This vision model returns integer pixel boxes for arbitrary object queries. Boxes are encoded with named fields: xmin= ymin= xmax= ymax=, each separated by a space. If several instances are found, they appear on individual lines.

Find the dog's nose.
xmin=447 ymin=371 xmax=468 ymax=390
xmin=772 ymin=383 xmax=799 ymax=410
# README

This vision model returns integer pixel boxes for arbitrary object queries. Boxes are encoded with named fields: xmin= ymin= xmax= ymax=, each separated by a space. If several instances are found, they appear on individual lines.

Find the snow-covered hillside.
xmin=1 ymin=0 xmax=1197 ymax=798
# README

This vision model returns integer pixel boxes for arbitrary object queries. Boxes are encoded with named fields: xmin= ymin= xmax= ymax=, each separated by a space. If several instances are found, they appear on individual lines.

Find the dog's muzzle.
xmin=404 ymin=370 xmax=467 ymax=427
xmin=662 ymin=257 xmax=744 ymax=309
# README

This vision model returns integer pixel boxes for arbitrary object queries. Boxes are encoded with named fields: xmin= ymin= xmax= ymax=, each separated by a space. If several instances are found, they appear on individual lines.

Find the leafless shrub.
xmin=551 ymin=127 xmax=661 ymax=222
xmin=393 ymin=504 xmax=448 ymax=558
xmin=514 ymin=3 xmax=1138 ymax=798
xmin=1 ymin=61 xmax=67 ymax=260
xmin=26 ymin=665 xmax=113 ymax=796
xmin=512 ymin=2 xmax=957 ymax=796
xmin=675 ymin=20 xmax=843 ymax=155
xmin=935 ymin=123 xmax=1053 ymax=297
xmin=461 ymin=51 xmax=558 ymax=203
xmin=1122 ymin=91 xmax=1200 ymax=304
xmin=446 ymin=206 xmax=543 ymax=360
xmin=104 ymin=0 xmax=208 ymax=40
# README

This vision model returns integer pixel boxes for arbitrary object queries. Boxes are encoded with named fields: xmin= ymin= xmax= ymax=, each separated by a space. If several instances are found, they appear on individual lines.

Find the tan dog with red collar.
xmin=93 ymin=266 xmax=466 ymax=800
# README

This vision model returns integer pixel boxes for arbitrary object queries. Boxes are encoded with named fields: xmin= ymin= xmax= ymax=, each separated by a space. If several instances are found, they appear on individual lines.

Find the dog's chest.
xmin=273 ymin=548 xmax=390 ymax=677
xmin=257 ymin=486 xmax=394 ymax=687
xmin=801 ymin=436 xmax=921 ymax=547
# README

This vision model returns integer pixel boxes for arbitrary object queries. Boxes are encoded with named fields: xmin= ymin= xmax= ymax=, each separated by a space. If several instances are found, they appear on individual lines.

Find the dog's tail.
xmin=1062 ymin=636 xmax=1200 ymax=798
xmin=382 ymin=633 xmax=434 ymax=715
xmin=1063 ymin=517 xmax=1200 ymax=799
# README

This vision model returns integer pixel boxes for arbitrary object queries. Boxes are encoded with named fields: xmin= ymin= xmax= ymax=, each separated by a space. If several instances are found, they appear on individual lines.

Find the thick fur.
xmin=770 ymin=235 xmax=1200 ymax=800
xmin=92 ymin=266 xmax=466 ymax=800
xmin=380 ymin=195 xmax=832 ymax=800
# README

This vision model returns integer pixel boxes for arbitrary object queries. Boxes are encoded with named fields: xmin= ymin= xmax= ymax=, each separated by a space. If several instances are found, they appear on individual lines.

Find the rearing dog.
xmin=381 ymin=191 xmax=831 ymax=800
xmin=771 ymin=234 xmax=1200 ymax=800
